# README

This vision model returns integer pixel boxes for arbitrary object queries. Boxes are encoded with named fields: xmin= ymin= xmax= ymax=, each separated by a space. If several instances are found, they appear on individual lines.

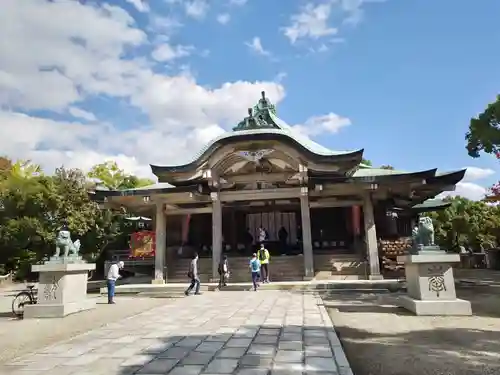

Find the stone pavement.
xmin=1 ymin=290 xmax=352 ymax=375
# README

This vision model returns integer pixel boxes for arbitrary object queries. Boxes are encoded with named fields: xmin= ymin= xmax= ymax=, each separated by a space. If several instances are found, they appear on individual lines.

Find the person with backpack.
xmin=184 ymin=253 xmax=201 ymax=296
xmin=257 ymin=243 xmax=270 ymax=283
xmin=249 ymin=253 xmax=261 ymax=291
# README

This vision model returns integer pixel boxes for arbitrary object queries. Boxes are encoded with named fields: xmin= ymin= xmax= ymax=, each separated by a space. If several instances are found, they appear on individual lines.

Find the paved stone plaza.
xmin=1 ymin=291 xmax=351 ymax=375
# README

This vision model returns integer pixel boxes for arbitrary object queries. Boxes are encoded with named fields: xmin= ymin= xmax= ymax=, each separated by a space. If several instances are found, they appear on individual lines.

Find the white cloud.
xmin=274 ymin=72 xmax=287 ymax=83
xmin=149 ymin=15 xmax=183 ymax=35
xmin=462 ymin=166 xmax=495 ymax=182
xmin=184 ymin=0 xmax=209 ymax=19
xmin=283 ymin=0 xmax=385 ymax=46
xmin=0 ymin=0 xmax=363 ymax=188
xmin=217 ymin=13 xmax=231 ymax=25
xmin=245 ymin=37 xmax=271 ymax=56
xmin=0 ymin=77 xmax=285 ymax=178
xmin=341 ymin=0 xmax=365 ymax=25
xmin=68 ymin=107 xmax=97 ymax=122
xmin=438 ymin=183 xmax=488 ymax=202
xmin=125 ymin=0 xmax=150 ymax=13
xmin=0 ymin=0 xmax=289 ymax=179
xmin=0 ymin=0 xmax=147 ymax=111
xmin=283 ymin=3 xmax=338 ymax=44
xmin=151 ymin=43 xmax=194 ymax=62
xmin=131 ymin=74 xmax=285 ymax=130
xmin=291 ymin=113 xmax=351 ymax=137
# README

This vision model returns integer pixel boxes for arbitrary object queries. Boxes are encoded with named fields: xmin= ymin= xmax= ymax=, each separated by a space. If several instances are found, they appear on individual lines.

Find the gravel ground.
xmin=0 ymin=295 xmax=170 ymax=364
xmin=325 ymin=285 xmax=500 ymax=375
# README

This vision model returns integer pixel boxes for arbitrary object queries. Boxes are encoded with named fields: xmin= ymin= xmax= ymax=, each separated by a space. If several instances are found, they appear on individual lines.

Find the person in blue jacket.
xmin=249 ymin=253 xmax=261 ymax=291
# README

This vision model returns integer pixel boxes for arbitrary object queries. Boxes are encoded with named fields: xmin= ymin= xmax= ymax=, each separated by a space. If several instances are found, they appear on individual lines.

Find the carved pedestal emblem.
xmin=43 ymin=275 xmax=59 ymax=301
xmin=427 ymin=265 xmax=446 ymax=297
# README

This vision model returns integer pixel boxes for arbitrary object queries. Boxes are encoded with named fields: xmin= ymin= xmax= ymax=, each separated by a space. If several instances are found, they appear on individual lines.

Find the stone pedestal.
xmin=397 ymin=253 xmax=472 ymax=316
xmin=24 ymin=261 xmax=96 ymax=319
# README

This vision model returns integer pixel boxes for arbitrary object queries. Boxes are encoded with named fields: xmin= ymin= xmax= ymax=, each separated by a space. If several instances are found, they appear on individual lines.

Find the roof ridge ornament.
xmin=232 ymin=91 xmax=279 ymax=131
xmin=255 ymin=91 xmax=277 ymax=116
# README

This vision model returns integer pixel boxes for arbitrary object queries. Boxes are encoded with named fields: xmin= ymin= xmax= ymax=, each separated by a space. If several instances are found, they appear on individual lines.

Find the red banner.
xmin=129 ymin=231 xmax=156 ymax=258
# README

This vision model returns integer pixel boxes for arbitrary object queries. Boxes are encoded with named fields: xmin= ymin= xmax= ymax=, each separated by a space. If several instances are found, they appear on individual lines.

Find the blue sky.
xmin=1 ymin=0 xmax=499 ymax=200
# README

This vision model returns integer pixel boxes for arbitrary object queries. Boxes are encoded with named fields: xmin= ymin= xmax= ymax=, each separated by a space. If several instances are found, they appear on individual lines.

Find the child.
xmin=249 ymin=253 xmax=261 ymax=291
xmin=218 ymin=254 xmax=229 ymax=288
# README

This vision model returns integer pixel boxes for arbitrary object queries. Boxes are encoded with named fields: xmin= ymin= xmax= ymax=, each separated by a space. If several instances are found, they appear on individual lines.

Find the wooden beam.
xmin=310 ymin=200 xmax=362 ymax=208
xmin=220 ymin=187 xmax=301 ymax=202
xmin=166 ymin=207 xmax=213 ymax=215
xmin=224 ymin=172 xmax=298 ymax=184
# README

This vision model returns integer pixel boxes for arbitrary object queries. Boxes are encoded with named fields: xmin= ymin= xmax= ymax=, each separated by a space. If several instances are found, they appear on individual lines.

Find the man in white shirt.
xmin=107 ymin=261 xmax=124 ymax=304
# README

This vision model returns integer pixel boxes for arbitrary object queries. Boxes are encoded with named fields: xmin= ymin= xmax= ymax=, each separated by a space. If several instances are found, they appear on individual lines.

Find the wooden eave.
xmin=425 ymin=169 xmax=466 ymax=186
xmin=91 ymin=184 xmax=200 ymax=199
xmin=150 ymin=132 xmax=364 ymax=176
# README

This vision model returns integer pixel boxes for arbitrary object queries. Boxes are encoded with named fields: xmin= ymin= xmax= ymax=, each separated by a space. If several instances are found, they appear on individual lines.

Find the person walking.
xmin=249 ymin=253 xmax=261 ymax=291
xmin=185 ymin=253 xmax=201 ymax=296
xmin=218 ymin=254 xmax=229 ymax=289
xmin=106 ymin=260 xmax=124 ymax=304
xmin=257 ymin=243 xmax=270 ymax=283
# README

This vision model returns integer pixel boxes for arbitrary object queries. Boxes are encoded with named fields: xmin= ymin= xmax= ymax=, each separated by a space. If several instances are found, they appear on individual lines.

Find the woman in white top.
xmin=106 ymin=261 xmax=124 ymax=304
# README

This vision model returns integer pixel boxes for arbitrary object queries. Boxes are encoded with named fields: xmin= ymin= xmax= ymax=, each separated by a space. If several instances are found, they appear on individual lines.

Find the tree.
xmin=87 ymin=161 xmax=153 ymax=190
xmin=10 ymin=160 xmax=42 ymax=179
xmin=426 ymin=196 xmax=500 ymax=250
xmin=465 ymin=95 xmax=500 ymax=158
xmin=0 ymin=165 xmax=119 ymax=278
xmin=380 ymin=165 xmax=395 ymax=170
xmin=0 ymin=173 xmax=52 ymax=274
xmin=361 ymin=159 xmax=372 ymax=166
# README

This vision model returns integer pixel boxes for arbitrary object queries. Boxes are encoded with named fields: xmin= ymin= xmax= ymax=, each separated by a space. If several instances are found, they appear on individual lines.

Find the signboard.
xmin=129 ymin=231 xmax=155 ymax=258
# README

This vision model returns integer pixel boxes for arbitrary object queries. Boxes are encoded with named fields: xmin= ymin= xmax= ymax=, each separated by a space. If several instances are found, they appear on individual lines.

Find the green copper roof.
xmin=166 ymin=92 xmax=361 ymax=168
xmin=412 ymin=199 xmax=451 ymax=210
xmin=410 ymin=199 xmax=452 ymax=213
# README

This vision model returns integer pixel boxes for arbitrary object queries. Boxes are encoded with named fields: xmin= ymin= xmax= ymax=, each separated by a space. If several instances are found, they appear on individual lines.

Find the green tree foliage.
xmin=425 ymin=196 xmax=500 ymax=250
xmin=465 ymin=95 xmax=500 ymax=158
xmin=0 ymin=161 xmax=130 ymax=278
xmin=361 ymin=158 xmax=372 ymax=166
xmin=88 ymin=161 xmax=153 ymax=190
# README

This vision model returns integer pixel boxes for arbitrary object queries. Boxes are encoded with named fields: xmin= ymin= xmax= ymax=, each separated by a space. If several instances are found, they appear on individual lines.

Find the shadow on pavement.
xmin=335 ymin=325 xmax=500 ymax=375
xmin=112 ymin=323 xmax=340 ymax=375
xmin=322 ymin=285 xmax=500 ymax=319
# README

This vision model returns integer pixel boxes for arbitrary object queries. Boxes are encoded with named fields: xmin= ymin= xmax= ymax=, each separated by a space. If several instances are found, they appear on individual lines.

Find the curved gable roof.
xmin=151 ymin=93 xmax=363 ymax=175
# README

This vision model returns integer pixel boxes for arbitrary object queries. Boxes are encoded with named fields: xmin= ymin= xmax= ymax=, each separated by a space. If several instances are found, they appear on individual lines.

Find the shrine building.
xmin=93 ymin=92 xmax=465 ymax=283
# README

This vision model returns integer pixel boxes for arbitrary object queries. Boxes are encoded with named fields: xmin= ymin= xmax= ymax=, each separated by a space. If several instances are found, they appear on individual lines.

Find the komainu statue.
xmin=412 ymin=216 xmax=435 ymax=247
xmin=54 ymin=229 xmax=81 ymax=258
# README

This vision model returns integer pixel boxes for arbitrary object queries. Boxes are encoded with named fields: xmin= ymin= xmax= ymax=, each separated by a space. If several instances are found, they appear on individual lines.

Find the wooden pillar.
xmin=153 ymin=202 xmax=166 ymax=284
xmin=363 ymin=194 xmax=382 ymax=279
xmin=300 ymin=187 xmax=314 ymax=279
xmin=211 ymin=192 xmax=222 ymax=280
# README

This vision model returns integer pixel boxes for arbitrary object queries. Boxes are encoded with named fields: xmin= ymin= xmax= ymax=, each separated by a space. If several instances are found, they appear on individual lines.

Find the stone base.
xmin=25 ymin=261 xmax=96 ymax=319
xmin=24 ymin=298 xmax=96 ymax=319
xmin=399 ymin=295 xmax=472 ymax=316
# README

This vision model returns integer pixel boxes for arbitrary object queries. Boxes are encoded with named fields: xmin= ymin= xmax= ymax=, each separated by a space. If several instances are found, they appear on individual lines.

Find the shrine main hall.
xmin=94 ymin=92 xmax=465 ymax=283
